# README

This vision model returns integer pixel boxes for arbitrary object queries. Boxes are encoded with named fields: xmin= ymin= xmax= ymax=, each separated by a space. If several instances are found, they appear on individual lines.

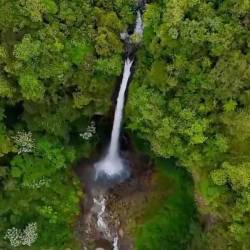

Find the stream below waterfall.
xmin=75 ymin=149 xmax=197 ymax=250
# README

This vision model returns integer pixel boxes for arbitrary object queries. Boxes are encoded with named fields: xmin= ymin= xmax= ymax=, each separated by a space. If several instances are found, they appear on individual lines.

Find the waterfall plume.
xmin=94 ymin=10 xmax=143 ymax=182
xmin=94 ymin=59 xmax=133 ymax=181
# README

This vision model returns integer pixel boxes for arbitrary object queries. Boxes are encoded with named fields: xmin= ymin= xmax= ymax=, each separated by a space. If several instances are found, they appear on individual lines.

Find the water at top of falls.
xmin=120 ymin=11 xmax=143 ymax=40
xmin=134 ymin=11 xmax=143 ymax=36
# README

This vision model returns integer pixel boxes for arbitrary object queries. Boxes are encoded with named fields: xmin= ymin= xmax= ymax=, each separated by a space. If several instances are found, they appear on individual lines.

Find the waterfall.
xmin=108 ymin=11 xmax=143 ymax=158
xmin=94 ymin=11 xmax=143 ymax=181
xmin=108 ymin=59 xmax=133 ymax=158
xmin=134 ymin=11 xmax=143 ymax=35
xmin=108 ymin=10 xmax=143 ymax=159
xmin=94 ymin=59 xmax=133 ymax=180
xmin=113 ymin=235 xmax=119 ymax=250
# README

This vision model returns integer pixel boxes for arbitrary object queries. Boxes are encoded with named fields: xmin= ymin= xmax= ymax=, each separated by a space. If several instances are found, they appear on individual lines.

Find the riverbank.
xmin=74 ymin=133 xmax=200 ymax=250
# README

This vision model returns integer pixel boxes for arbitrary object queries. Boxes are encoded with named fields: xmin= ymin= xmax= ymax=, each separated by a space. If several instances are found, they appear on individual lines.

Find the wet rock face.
xmin=137 ymin=0 xmax=147 ymax=10
xmin=94 ymin=238 xmax=112 ymax=250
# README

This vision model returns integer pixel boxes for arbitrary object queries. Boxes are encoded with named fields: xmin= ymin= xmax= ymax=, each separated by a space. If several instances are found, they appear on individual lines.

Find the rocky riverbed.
xmin=74 ymin=149 xmax=156 ymax=250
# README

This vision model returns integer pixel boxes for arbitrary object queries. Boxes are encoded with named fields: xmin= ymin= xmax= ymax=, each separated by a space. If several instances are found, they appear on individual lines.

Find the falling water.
xmin=134 ymin=11 xmax=143 ymax=35
xmin=109 ymin=59 xmax=133 ymax=158
xmin=109 ymin=10 xmax=143 ymax=159
xmin=94 ymin=59 xmax=133 ymax=180
xmin=95 ymin=11 xmax=143 ymax=180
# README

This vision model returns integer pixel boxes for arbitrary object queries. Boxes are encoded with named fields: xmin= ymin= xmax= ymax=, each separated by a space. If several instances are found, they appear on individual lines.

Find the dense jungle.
xmin=0 ymin=0 xmax=249 ymax=250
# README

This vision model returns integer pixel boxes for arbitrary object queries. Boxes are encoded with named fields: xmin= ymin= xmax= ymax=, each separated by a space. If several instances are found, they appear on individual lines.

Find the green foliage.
xmin=19 ymin=71 xmax=45 ymax=101
xmin=1 ymin=0 xmax=249 ymax=249
xmin=95 ymin=27 xmax=123 ymax=56
xmin=126 ymin=0 xmax=250 ymax=249
xmin=0 ymin=123 xmax=13 ymax=157
xmin=135 ymin=159 xmax=199 ymax=250
xmin=66 ymin=40 xmax=93 ymax=65
xmin=14 ymin=35 xmax=41 ymax=62
xmin=0 ymin=76 xmax=14 ymax=98
xmin=0 ymin=135 xmax=81 ymax=249
xmin=127 ymin=85 xmax=165 ymax=134
xmin=42 ymin=0 xmax=58 ymax=14
xmin=0 ymin=0 xmax=135 ymax=249
xmin=95 ymin=55 xmax=123 ymax=76
xmin=211 ymin=162 xmax=250 ymax=190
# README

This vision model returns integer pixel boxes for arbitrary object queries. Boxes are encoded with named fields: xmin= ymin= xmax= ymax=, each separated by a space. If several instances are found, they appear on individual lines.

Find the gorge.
xmin=0 ymin=1 xmax=248 ymax=250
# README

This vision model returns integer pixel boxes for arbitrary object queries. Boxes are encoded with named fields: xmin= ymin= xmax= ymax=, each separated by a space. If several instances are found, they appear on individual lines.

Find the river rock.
xmin=119 ymin=228 xmax=124 ymax=238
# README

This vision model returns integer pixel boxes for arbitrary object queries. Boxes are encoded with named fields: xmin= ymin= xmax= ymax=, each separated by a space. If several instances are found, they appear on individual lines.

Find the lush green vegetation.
xmin=134 ymin=159 xmax=198 ymax=250
xmin=0 ymin=0 xmax=249 ymax=249
xmin=0 ymin=0 xmax=135 ymax=249
xmin=126 ymin=1 xmax=250 ymax=249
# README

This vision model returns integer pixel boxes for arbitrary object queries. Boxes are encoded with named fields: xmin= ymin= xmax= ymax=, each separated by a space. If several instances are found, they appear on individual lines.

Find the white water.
xmin=95 ymin=11 xmax=143 ymax=180
xmin=109 ymin=59 xmax=133 ymax=157
xmin=94 ymin=196 xmax=108 ymax=234
xmin=113 ymin=234 xmax=119 ymax=250
xmin=120 ymin=10 xmax=143 ymax=41
xmin=93 ymin=196 xmax=111 ymax=239
xmin=93 ymin=195 xmax=119 ymax=249
xmin=134 ymin=11 xmax=143 ymax=36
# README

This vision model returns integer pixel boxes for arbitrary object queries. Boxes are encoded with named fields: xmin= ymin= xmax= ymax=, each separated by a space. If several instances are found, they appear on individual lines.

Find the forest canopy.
xmin=0 ymin=0 xmax=135 ymax=248
xmin=0 ymin=0 xmax=250 ymax=249
xmin=126 ymin=0 xmax=250 ymax=249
